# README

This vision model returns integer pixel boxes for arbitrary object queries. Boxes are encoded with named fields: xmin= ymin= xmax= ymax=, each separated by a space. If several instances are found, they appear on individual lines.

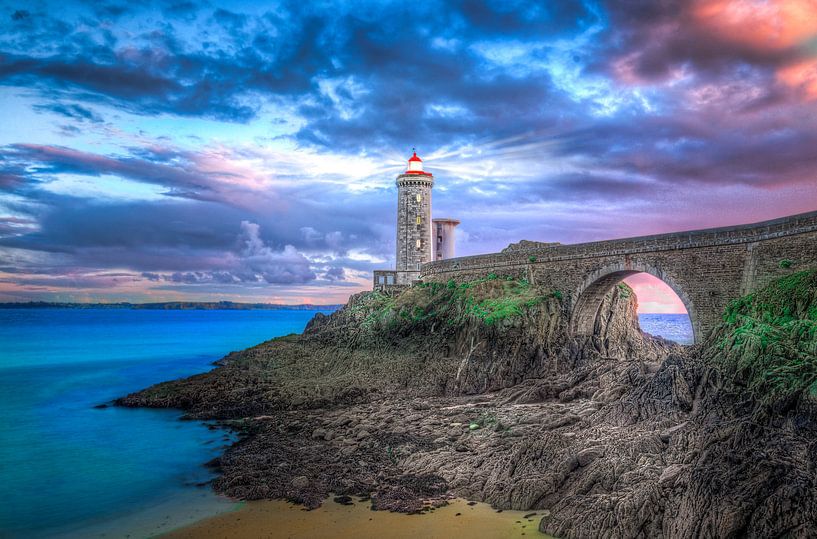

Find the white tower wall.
xmin=433 ymin=218 xmax=460 ymax=260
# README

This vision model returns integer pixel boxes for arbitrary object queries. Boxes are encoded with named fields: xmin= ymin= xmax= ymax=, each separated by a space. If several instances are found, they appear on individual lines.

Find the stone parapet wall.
xmin=419 ymin=210 xmax=817 ymax=342
xmin=422 ymin=211 xmax=817 ymax=277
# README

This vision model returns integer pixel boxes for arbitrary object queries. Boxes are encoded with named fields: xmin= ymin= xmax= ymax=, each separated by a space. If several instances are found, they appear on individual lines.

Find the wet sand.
xmin=162 ymin=497 xmax=551 ymax=539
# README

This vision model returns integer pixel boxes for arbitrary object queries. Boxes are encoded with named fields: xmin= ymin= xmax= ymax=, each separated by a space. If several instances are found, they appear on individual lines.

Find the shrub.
xmin=709 ymin=271 xmax=817 ymax=407
xmin=779 ymin=259 xmax=794 ymax=269
xmin=528 ymin=256 xmax=537 ymax=263
xmin=356 ymin=274 xmax=563 ymax=338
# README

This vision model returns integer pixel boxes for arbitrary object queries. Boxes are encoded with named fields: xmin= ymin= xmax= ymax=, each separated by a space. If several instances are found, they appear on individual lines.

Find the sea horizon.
xmin=0 ymin=306 xmax=693 ymax=538
xmin=0 ymin=307 xmax=335 ymax=538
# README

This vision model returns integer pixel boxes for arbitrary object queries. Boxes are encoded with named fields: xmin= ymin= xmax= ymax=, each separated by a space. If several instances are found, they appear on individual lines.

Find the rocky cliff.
xmin=118 ymin=272 xmax=817 ymax=538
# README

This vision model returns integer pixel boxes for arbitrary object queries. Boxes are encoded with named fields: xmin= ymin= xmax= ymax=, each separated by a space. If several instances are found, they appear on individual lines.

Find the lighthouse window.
xmin=416 ymin=216 xmax=422 ymax=224
xmin=416 ymin=194 xmax=422 ymax=202
xmin=416 ymin=239 xmax=421 ymax=249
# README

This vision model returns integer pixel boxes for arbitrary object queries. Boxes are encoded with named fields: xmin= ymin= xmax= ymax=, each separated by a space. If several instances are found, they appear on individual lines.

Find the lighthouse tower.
xmin=395 ymin=150 xmax=434 ymax=285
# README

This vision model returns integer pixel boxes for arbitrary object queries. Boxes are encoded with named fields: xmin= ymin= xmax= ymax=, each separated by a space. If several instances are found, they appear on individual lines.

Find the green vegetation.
xmin=357 ymin=274 xmax=562 ymax=336
xmin=708 ymin=270 xmax=817 ymax=407
xmin=616 ymin=282 xmax=632 ymax=298
xmin=468 ymin=412 xmax=508 ymax=433
xmin=350 ymin=291 xmax=397 ymax=331
xmin=528 ymin=256 xmax=537 ymax=263
xmin=779 ymin=259 xmax=794 ymax=269
xmin=428 ymin=275 xmax=560 ymax=327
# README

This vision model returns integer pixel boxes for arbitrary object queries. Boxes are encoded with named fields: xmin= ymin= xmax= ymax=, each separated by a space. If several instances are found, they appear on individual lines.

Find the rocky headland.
xmin=118 ymin=271 xmax=817 ymax=538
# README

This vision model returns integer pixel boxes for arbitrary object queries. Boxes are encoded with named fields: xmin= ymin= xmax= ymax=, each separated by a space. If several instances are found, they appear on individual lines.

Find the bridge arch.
xmin=570 ymin=260 xmax=700 ymax=344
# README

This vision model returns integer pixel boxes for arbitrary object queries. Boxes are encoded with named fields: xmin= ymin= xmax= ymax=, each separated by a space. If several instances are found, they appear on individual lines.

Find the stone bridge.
xmin=420 ymin=211 xmax=817 ymax=343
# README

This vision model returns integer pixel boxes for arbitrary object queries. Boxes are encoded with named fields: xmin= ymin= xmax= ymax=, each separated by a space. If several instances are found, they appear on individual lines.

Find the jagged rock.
xmin=658 ymin=463 xmax=686 ymax=487
xmin=117 ymin=272 xmax=817 ymax=538
xmin=659 ymin=422 xmax=688 ymax=443
xmin=576 ymin=447 xmax=605 ymax=467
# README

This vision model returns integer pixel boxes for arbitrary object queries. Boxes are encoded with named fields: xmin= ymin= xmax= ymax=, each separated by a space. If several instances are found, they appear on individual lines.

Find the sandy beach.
xmin=162 ymin=497 xmax=550 ymax=539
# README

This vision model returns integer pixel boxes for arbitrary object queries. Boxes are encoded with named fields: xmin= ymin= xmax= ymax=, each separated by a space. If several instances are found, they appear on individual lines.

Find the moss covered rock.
xmin=705 ymin=270 xmax=817 ymax=409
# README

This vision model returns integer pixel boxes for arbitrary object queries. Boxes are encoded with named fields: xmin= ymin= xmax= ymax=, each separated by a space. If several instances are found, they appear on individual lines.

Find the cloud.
xmin=32 ymin=102 xmax=104 ymax=123
xmin=323 ymin=266 xmax=346 ymax=281
xmin=155 ymin=224 xmax=319 ymax=285
xmin=233 ymin=220 xmax=316 ymax=284
xmin=1 ymin=0 xmax=816 ymax=305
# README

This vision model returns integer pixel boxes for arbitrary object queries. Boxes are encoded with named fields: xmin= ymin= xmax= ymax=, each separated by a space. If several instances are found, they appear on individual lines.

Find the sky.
xmin=0 ymin=0 xmax=815 ymax=310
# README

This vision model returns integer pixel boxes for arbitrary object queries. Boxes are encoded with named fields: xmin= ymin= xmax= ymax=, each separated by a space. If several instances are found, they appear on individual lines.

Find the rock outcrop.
xmin=501 ymin=240 xmax=562 ymax=253
xmin=118 ymin=271 xmax=817 ymax=538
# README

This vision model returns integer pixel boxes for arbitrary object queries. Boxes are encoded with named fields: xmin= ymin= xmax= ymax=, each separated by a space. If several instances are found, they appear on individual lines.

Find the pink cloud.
xmin=693 ymin=0 xmax=817 ymax=52
xmin=693 ymin=0 xmax=817 ymax=99
xmin=777 ymin=59 xmax=817 ymax=100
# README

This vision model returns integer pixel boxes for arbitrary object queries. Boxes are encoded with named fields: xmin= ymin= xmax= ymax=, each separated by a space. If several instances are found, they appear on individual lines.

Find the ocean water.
xmin=0 ymin=308 xmax=332 ymax=539
xmin=638 ymin=313 xmax=695 ymax=345
xmin=0 ymin=308 xmax=691 ymax=538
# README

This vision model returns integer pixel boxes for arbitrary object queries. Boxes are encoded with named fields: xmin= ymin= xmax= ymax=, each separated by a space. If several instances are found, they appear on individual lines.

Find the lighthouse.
xmin=372 ymin=149 xmax=460 ymax=291
xmin=395 ymin=150 xmax=434 ymax=285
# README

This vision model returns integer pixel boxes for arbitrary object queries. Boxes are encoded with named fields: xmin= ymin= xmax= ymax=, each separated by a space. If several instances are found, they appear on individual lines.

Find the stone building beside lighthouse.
xmin=433 ymin=218 xmax=460 ymax=260
xmin=373 ymin=150 xmax=460 ymax=290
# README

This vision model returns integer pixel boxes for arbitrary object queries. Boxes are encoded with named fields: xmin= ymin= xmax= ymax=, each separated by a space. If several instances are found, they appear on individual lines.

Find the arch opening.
xmin=624 ymin=274 xmax=694 ymax=345
xmin=571 ymin=265 xmax=698 ymax=345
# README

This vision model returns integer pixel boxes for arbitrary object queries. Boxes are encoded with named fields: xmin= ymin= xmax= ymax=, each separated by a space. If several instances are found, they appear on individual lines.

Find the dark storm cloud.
xmin=162 ymin=1 xmax=199 ymax=19
xmin=0 ymin=1 xmax=592 ymax=136
xmin=536 ymin=118 xmax=817 ymax=190
xmin=0 ymin=196 xmax=243 ymax=254
xmin=0 ymin=3 xmax=342 ymax=121
xmin=0 ymin=52 xmax=256 ymax=122
xmin=1 ymin=0 xmax=816 ymax=302
xmin=3 ymin=0 xmax=810 ymax=163
xmin=1 ymin=0 xmax=808 ymax=132
xmin=0 ymin=199 xmax=320 ymax=286
xmin=0 ymin=150 xmax=391 ymax=292
xmin=323 ymin=266 xmax=346 ymax=281
xmin=141 ymin=271 xmax=161 ymax=282
xmin=2 ymin=143 xmax=251 ymax=204
xmin=0 ymin=217 xmax=36 ymax=237
xmin=0 ymin=143 xmax=395 ymax=258
xmin=32 ymin=103 xmax=104 ymax=123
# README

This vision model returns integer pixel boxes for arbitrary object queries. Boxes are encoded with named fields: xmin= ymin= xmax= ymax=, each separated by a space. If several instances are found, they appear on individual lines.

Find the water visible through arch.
xmin=622 ymin=273 xmax=693 ymax=345
xmin=571 ymin=265 xmax=697 ymax=345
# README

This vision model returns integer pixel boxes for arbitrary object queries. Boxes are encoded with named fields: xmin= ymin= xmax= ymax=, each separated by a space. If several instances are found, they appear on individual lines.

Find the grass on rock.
xmin=707 ymin=270 xmax=817 ymax=407
xmin=348 ymin=275 xmax=562 ymax=339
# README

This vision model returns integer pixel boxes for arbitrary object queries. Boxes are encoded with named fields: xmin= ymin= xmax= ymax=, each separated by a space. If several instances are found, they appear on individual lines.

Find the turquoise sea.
xmin=0 ymin=308 xmax=333 ymax=539
xmin=0 ymin=308 xmax=691 ymax=538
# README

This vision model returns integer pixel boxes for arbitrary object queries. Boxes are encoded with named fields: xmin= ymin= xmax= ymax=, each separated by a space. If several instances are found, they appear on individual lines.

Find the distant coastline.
xmin=0 ymin=301 xmax=343 ymax=311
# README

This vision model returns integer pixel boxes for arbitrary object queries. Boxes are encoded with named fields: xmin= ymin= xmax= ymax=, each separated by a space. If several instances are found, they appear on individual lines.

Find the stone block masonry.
xmin=420 ymin=211 xmax=817 ymax=343
xmin=395 ymin=174 xmax=433 ymax=284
